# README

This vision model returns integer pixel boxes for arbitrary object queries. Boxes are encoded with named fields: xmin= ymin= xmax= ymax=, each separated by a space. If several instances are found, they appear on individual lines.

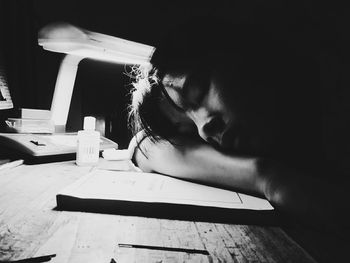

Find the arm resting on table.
xmin=131 ymin=135 xmax=350 ymax=240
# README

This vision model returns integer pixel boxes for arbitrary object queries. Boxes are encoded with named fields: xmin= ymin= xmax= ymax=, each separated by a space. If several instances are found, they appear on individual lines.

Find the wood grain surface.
xmin=0 ymin=161 xmax=317 ymax=263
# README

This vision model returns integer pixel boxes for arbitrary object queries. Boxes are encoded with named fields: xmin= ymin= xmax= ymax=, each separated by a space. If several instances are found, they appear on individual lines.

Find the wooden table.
xmin=0 ymin=160 xmax=318 ymax=263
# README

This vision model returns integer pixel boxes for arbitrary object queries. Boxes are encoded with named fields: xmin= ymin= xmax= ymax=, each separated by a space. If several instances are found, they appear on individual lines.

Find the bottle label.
xmin=76 ymin=136 xmax=100 ymax=165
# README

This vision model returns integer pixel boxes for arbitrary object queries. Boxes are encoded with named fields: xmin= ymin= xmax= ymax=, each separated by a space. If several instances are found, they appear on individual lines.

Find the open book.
xmin=56 ymin=169 xmax=276 ymax=224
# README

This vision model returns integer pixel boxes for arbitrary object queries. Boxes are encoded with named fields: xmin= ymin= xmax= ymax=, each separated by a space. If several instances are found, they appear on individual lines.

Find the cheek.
xmin=165 ymin=87 xmax=186 ymax=109
xmin=159 ymin=98 xmax=196 ymax=134
xmin=206 ymin=88 xmax=236 ymax=127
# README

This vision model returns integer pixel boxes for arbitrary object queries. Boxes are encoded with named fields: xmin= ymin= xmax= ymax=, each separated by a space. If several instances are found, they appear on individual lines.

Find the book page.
xmin=59 ymin=170 xmax=274 ymax=210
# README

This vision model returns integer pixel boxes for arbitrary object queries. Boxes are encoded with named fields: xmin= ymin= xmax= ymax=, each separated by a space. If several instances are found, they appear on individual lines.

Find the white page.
xmin=58 ymin=170 xmax=274 ymax=210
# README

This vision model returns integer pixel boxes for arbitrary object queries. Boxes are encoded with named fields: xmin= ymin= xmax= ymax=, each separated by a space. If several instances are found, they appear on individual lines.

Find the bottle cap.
xmin=83 ymin=116 xmax=96 ymax=130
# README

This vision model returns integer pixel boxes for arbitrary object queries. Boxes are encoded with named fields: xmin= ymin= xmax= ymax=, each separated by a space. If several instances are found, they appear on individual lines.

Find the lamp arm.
xmin=50 ymin=54 xmax=83 ymax=132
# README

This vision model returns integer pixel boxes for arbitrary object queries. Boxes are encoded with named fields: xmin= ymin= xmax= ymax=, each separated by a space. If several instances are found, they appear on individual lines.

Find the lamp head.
xmin=38 ymin=22 xmax=155 ymax=65
xmin=38 ymin=22 xmax=155 ymax=132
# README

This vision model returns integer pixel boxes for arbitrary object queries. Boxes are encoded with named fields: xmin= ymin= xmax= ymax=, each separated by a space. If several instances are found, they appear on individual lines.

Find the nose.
xmin=197 ymin=115 xmax=226 ymax=146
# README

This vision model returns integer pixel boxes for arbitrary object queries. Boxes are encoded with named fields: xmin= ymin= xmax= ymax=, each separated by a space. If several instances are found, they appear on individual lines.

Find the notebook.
xmin=56 ymin=169 xmax=276 ymax=223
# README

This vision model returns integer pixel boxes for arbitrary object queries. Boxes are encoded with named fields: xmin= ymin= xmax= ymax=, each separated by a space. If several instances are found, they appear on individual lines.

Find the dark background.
xmin=1 ymin=1 xmax=350 ymax=262
xmin=0 ymin=0 xmax=349 ymax=155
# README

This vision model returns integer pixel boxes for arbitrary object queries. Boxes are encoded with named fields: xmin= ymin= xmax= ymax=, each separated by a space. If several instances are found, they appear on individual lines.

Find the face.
xmin=161 ymin=67 xmax=277 ymax=155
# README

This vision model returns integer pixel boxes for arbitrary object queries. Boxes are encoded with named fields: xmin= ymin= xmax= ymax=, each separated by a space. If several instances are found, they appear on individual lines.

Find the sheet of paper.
xmin=59 ymin=170 xmax=273 ymax=210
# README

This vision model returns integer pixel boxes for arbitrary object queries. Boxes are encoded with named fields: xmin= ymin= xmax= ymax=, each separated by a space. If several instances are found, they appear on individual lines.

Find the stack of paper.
xmin=57 ymin=170 xmax=276 ymax=223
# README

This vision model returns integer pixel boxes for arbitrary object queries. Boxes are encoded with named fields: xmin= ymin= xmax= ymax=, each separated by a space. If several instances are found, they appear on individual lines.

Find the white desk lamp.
xmin=38 ymin=22 xmax=155 ymax=132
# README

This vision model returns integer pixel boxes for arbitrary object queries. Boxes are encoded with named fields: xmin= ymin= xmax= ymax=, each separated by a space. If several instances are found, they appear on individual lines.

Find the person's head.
xmin=129 ymin=16 xmax=314 ymax=156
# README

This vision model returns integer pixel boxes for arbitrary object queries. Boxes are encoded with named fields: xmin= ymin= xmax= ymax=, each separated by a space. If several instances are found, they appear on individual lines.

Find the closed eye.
xmin=160 ymin=83 xmax=186 ymax=113
xmin=182 ymin=72 xmax=210 ymax=110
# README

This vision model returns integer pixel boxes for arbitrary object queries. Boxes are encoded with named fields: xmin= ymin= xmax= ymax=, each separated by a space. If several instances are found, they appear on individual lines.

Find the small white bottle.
xmin=76 ymin=116 xmax=100 ymax=166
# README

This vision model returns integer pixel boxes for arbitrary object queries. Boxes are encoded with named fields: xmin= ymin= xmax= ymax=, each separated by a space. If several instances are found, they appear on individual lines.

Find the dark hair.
xmin=128 ymin=16 xmax=317 ymax=144
xmin=128 ymin=64 xmax=179 ymax=142
xmin=128 ymin=17 xmax=248 ymax=141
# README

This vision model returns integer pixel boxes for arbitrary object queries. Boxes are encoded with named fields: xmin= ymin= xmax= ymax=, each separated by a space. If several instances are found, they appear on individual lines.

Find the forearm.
xmin=133 ymin=136 xmax=349 ymax=238
xmin=133 ymin=136 xmax=266 ymax=197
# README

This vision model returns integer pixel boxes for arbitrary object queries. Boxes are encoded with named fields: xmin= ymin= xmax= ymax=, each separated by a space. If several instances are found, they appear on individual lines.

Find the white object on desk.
xmin=5 ymin=118 xmax=55 ymax=133
xmin=76 ymin=116 xmax=100 ymax=166
xmin=0 ymin=159 xmax=23 ymax=171
xmin=0 ymin=132 xmax=118 ymax=157
xmin=97 ymin=159 xmax=141 ymax=172
xmin=102 ymin=148 xmax=131 ymax=160
xmin=10 ymin=108 xmax=52 ymax=120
